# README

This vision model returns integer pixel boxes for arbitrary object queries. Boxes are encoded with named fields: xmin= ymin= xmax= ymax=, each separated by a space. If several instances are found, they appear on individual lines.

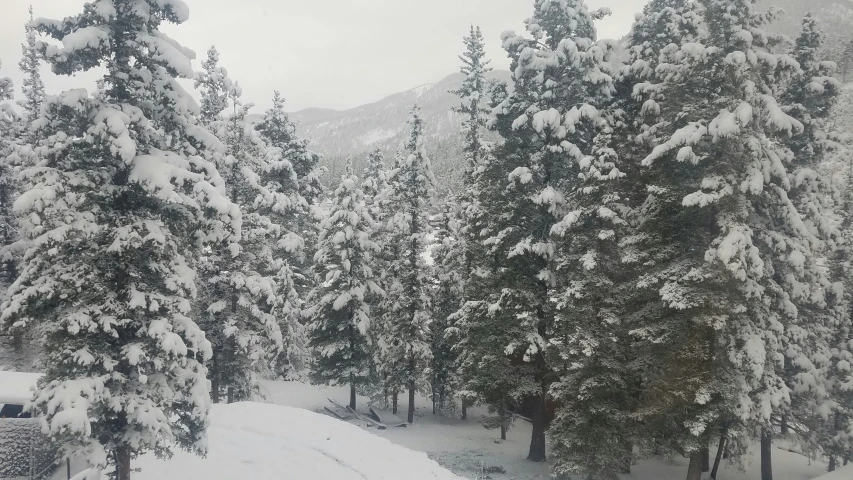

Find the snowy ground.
xmin=135 ymin=402 xmax=463 ymax=480
xmin=260 ymin=380 xmax=833 ymax=480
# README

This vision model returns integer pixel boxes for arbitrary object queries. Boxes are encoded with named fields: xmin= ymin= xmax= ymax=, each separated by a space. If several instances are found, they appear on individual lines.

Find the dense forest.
xmin=2 ymin=1 xmax=853 ymax=480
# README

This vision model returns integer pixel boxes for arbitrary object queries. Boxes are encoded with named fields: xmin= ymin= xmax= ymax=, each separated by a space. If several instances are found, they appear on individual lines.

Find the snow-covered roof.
xmin=135 ymin=402 xmax=463 ymax=480
xmin=0 ymin=371 xmax=41 ymax=405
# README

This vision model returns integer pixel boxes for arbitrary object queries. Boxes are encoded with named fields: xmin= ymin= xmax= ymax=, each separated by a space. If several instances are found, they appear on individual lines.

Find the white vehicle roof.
xmin=0 ymin=371 xmax=41 ymax=405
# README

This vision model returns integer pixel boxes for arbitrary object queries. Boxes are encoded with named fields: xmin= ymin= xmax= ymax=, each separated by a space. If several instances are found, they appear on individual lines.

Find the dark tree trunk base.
xmin=117 ymin=447 xmax=131 ymax=480
xmin=407 ymin=385 xmax=416 ymax=424
xmin=527 ymin=395 xmax=546 ymax=462
xmin=686 ymin=451 xmax=702 ymax=480
xmin=761 ymin=430 xmax=773 ymax=480
xmin=711 ymin=435 xmax=726 ymax=479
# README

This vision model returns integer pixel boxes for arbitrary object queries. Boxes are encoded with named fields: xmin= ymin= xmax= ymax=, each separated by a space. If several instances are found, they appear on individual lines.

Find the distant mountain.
xmin=291 ymin=70 xmax=513 ymax=194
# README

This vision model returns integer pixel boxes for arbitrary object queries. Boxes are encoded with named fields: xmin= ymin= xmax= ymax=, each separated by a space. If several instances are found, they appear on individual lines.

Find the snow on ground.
xmin=0 ymin=370 xmax=41 ymax=404
xmin=813 ymin=463 xmax=853 ymax=480
xmin=136 ymin=402 xmax=463 ymax=480
xmin=261 ymin=380 xmax=832 ymax=480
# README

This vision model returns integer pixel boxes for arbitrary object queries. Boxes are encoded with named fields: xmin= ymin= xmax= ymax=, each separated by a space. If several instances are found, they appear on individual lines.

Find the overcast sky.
xmin=0 ymin=0 xmax=647 ymax=112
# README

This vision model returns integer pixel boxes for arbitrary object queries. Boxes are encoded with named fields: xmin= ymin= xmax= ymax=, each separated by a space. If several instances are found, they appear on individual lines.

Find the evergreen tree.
xmin=781 ymin=14 xmax=850 ymax=469
xmin=0 ymin=60 xmax=22 ymax=370
xmin=449 ymin=25 xmax=494 ymax=421
xmin=0 ymin=2 xmax=241 ymax=477
xmin=307 ymin=158 xmax=382 ymax=410
xmin=0 ymin=60 xmax=17 ymax=154
xmin=362 ymin=148 xmax=387 ymax=205
xmin=528 ymin=2 xmax=646 ymax=476
xmin=255 ymin=91 xmax=322 ymax=368
xmin=195 ymin=46 xmax=231 ymax=127
xmin=18 ymin=5 xmax=45 ymax=133
xmin=839 ymin=37 xmax=853 ymax=83
xmin=428 ymin=200 xmax=464 ymax=414
xmin=195 ymin=52 xmax=287 ymax=403
xmin=630 ymin=2 xmax=837 ymax=478
xmin=256 ymin=91 xmax=324 ymax=206
xmin=450 ymin=25 xmax=492 ymax=187
xmin=378 ymin=105 xmax=435 ymax=424
xmin=462 ymin=0 xmax=614 ymax=461
xmin=604 ymin=0 xmax=707 ymax=467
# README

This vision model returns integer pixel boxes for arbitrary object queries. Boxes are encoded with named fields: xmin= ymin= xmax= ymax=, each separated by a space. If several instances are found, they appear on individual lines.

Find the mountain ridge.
xmin=290 ymin=70 xmax=513 ymax=192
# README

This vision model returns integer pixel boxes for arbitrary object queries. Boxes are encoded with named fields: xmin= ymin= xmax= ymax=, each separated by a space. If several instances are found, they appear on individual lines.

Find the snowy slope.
xmin=135 ymin=402 xmax=463 ymax=480
xmin=813 ymin=463 xmax=853 ymax=479
xmin=290 ymin=70 xmax=512 ymax=193
xmin=261 ymin=380 xmax=831 ymax=480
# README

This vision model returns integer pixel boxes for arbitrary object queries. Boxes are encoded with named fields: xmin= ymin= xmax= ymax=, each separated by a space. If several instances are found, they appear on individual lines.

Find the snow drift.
xmin=135 ymin=402 xmax=463 ymax=480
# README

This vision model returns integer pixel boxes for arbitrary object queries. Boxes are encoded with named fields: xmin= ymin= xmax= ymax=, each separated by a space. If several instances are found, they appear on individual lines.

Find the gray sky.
xmin=0 ymin=0 xmax=647 ymax=112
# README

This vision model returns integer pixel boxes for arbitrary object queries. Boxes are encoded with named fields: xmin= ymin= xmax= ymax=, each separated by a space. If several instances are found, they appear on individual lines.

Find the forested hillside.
xmin=290 ymin=71 xmax=512 ymax=192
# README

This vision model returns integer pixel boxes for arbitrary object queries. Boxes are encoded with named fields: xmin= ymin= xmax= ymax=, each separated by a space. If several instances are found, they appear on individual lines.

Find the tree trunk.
xmin=461 ymin=401 xmax=467 ymax=420
xmin=117 ymin=447 xmax=131 ymax=480
xmin=780 ymin=414 xmax=788 ymax=435
xmin=621 ymin=440 xmax=632 ymax=474
xmin=829 ymin=456 xmax=837 ymax=472
xmin=211 ymin=376 xmax=220 ymax=404
xmin=499 ymin=403 xmax=507 ymax=440
xmin=843 ymin=456 xmax=848 ymax=466
xmin=227 ymin=386 xmax=234 ymax=404
xmin=686 ymin=450 xmax=703 ymax=480
xmin=711 ymin=435 xmax=726 ymax=479
xmin=761 ymin=430 xmax=773 ymax=480
xmin=527 ymin=394 xmax=547 ymax=462
xmin=407 ymin=382 xmax=416 ymax=424
xmin=348 ymin=322 xmax=357 ymax=411
xmin=702 ymin=446 xmax=710 ymax=472
xmin=392 ymin=390 xmax=398 ymax=415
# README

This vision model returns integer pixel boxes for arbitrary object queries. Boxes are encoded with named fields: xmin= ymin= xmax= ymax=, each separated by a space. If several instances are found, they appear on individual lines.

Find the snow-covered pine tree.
xmin=371 ymin=153 xmax=408 ymax=413
xmin=256 ymin=91 xmax=323 ymax=207
xmin=362 ymin=148 xmax=387 ymax=207
xmin=0 ymin=60 xmax=18 ymax=154
xmin=195 ymin=46 xmax=231 ymax=127
xmin=449 ymin=25 xmax=493 ymax=421
xmin=428 ymin=199 xmax=464 ymax=415
xmin=0 ymin=2 xmax=241 ymax=477
xmin=779 ymin=14 xmax=851 ymax=469
xmin=517 ymin=2 xmax=647 ymax=477
xmin=839 ymin=37 xmax=853 ymax=82
xmin=18 ymin=6 xmax=45 ymax=135
xmin=0 ymin=60 xmax=22 ymax=370
xmin=451 ymin=25 xmax=491 ymax=188
xmin=601 ymin=0 xmax=708 ymax=467
xmin=379 ymin=105 xmax=435 ymax=424
xmin=255 ymin=91 xmax=322 ymax=368
xmin=632 ymin=1 xmax=834 ymax=478
xmin=307 ymin=158 xmax=382 ymax=410
xmin=462 ymin=0 xmax=612 ymax=462
xmin=195 ymin=52 xmax=286 ymax=403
